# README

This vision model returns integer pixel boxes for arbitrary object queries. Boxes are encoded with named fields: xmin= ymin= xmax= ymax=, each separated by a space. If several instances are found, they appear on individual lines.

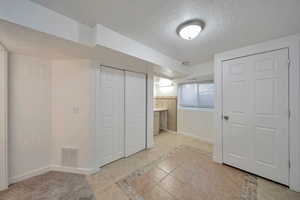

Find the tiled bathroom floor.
xmin=1 ymin=132 xmax=299 ymax=200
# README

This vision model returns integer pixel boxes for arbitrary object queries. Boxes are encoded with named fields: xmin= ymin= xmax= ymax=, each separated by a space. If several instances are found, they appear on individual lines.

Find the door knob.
xmin=223 ymin=116 xmax=229 ymax=120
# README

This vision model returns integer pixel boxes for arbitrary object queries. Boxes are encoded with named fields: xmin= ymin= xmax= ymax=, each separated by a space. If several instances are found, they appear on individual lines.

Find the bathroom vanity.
xmin=153 ymin=108 xmax=168 ymax=135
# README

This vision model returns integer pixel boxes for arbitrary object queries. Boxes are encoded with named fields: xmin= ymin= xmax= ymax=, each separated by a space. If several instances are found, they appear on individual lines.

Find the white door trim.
xmin=214 ymin=34 xmax=300 ymax=192
xmin=146 ymin=73 xmax=154 ymax=148
xmin=0 ymin=43 xmax=8 ymax=191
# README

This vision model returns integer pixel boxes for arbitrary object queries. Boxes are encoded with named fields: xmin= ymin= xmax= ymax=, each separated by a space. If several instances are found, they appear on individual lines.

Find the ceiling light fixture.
xmin=177 ymin=19 xmax=204 ymax=40
xmin=182 ymin=61 xmax=191 ymax=66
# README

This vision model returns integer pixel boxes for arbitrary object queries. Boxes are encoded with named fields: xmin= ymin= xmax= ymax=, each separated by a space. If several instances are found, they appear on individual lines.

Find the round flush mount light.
xmin=176 ymin=19 xmax=205 ymax=40
xmin=182 ymin=61 xmax=191 ymax=66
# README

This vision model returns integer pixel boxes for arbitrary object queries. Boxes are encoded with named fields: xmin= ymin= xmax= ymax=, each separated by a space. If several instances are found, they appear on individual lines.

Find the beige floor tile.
xmin=0 ymin=183 xmax=33 ymax=200
xmin=143 ymin=186 xmax=176 ymax=200
xmin=181 ymin=184 xmax=209 ymax=200
xmin=145 ymin=167 xmax=169 ymax=183
xmin=95 ymin=184 xmax=129 ymax=200
xmin=257 ymin=178 xmax=300 ymax=200
xmin=157 ymin=159 xmax=181 ymax=173
xmin=287 ymin=190 xmax=300 ymax=200
xmin=159 ymin=175 xmax=184 ymax=198
xmin=130 ymin=174 xmax=157 ymax=195
xmin=170 ymin=165 xmax=194 ymax=183
xmin=86 ymin=169 xmax=115 ymax=192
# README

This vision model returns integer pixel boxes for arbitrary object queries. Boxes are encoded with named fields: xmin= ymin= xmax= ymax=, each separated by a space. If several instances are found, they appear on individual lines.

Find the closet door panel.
xmin=96 ymin=66 xmax=125 ymax=166
xmin=125 ymin=71 xmax=146 ymax=156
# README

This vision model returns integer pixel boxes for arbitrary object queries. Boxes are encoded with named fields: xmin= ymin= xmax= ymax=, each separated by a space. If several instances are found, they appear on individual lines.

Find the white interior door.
xmin=96 ymin=66 xmax=125 ymax=166
xmin=125 ymin=71 xmax=146 ymax=156
xmin=223 ymin=49 xmax=289 ymax=185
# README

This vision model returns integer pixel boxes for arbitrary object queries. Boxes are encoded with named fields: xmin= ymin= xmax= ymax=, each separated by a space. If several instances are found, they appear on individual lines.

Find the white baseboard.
xmin=9 ymin=166 xmax=51 ymax=184
xmin=213 ymin=155 xmax=218 ymax=163
xmin=50 ymin=165 xmax=100 ymax=175
xmin=0 ymin=185 xmax=8 ymax=192
xmin=179 ymin=131 xmax=214 ymax=144
xmin=161 ymin=128 xmax=177 ymax=134
xmin=8 ymin=165 xmax=99 ymax=185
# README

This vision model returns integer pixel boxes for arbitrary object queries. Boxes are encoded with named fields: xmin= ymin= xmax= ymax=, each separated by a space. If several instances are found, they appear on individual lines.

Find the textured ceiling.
xmin=0 ymin=19 xmax=185 ymax=78
xmin=30 ymin=0 xmax=300 ymax=65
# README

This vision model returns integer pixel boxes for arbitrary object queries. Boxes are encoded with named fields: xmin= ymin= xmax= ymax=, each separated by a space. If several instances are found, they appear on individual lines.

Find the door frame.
xmin=0 ymin=43 xmax=8 ymax=191
xmin=214 ymin=34 xmax=300 ymax=191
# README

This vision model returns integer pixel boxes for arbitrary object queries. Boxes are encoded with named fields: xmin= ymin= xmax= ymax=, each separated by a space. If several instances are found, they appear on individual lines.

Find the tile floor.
xmin=86 ymin=132 xmax=214 ymax=199
xmin=116 ymin=145 xmax=257 ymax=200
xmin=1 ymin=132 xmax=299 ymax=200
xmin=88 ymin=132 xmax=300 ymax=200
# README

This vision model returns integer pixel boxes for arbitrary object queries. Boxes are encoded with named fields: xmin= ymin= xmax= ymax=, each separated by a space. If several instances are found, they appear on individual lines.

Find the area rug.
xmin=0 ymin=171 xmax=95 ymax=200
xmin=117 ymin=145 xmax=257 ymax=200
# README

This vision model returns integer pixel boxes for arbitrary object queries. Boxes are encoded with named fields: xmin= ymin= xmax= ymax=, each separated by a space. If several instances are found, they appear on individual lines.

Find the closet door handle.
xmin=223 ymin=116 xmax=229 ymax=120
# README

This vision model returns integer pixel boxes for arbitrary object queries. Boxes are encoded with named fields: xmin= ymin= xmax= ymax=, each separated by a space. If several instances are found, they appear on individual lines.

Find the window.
xmin=179 ymin=82 xmax=215 ymax=109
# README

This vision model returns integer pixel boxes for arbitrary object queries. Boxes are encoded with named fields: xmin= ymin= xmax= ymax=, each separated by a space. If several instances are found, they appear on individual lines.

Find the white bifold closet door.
xmin=96 ymin=66 xmax=125 ymax=166
xmin=125 ymin=71 xmax=146 ymax=157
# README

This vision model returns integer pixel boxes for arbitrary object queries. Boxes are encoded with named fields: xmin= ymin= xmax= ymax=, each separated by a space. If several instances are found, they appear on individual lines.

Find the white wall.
xmin=6 ymin=50 xmax=155 ymax=180
xmin=8 ymin=53 xmax=52 ymax=182
xmin=177 ymin=61 xmax=215 ymax=143
xmin=187 ymin=61 xmax=214 ymax=76
xmin=51 ymin=59 xmax=94 ymax=171
xmin=0 ymin=44 xmax=8 ymax=190
xmin=51 ymin=59 xmax=154 ymax=171
xmin=177 ymin=109 xmax=215 ymax=143
xmin=153 ymin=73 xmax=216 ymax=143
xmin=177 ymin=61 xmax=214 ymax=83
xmin=154 ymin=83 xmax=177 ymax=97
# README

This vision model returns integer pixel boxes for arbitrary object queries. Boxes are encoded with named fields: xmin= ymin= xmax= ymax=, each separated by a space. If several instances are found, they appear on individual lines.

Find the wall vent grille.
xmin=61 ymin=148 xmax=78 ymax=167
